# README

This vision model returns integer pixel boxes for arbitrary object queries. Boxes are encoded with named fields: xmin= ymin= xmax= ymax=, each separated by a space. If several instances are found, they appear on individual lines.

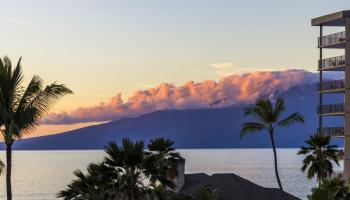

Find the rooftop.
xmin=179 ymin=173 xmax=300 ymax=200
xmin=312 ymin=10 xmax=350 ymax=26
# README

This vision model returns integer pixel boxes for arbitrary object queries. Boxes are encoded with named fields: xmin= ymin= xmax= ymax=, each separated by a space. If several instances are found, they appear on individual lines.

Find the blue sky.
xmin=0 ymin=0 xmax=349 ymax=135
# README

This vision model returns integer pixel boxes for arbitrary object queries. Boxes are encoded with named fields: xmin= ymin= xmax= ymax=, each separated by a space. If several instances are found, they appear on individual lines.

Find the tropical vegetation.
xmin=0 ymin=56 xmax=72 ymax=200
xmin=308 ymin=176 xmax=350 ymax=200
xmin=0 ymin=160 xmax=5 ymax=176
xmin=298 ymin=134 xmax=340 ymax=183
xmin=58 ymin=137 xmax=183 ymax=200
xmin=240 ymin=97 xmax=304 ymax=191
xmin=172 ymin=187 xmax=224 ymax=200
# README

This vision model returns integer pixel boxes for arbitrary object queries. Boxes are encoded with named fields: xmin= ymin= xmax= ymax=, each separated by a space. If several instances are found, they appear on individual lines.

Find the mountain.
xmin=11 ymin=83 xmax=343 ymax=150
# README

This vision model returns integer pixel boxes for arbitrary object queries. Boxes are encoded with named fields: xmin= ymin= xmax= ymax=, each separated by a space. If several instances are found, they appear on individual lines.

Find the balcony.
xmin=318 ymin=127 xmax=344 ymax=137
xmin=318 ymin=31 xmax=346 ymax=48
xmin=318 ymin=103 xmax=344 ymax=116
xmin=318 ymin=80 xmax=345 ymax=93
xmin=318 ymin=55 xmax=346 ymax=71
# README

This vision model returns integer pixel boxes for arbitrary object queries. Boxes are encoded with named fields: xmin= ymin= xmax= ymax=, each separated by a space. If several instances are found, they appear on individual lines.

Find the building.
xmin=173 ymin=160 xmax=300 ymax=200
xmin=312 ymin=11 xmax=350 ymax=179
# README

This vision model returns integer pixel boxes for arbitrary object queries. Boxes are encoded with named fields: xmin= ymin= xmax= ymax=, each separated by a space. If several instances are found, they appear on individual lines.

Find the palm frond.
xmin=277 ymin=112 xmax=304 ymax=127
xmin=15 ymin=75 xmax=43 ymax=114
xmin=244 ymin=97 xmax=280 ymax=124
xmin=273 ymin=97 xmax=285 ymax=120
xmin=240 ymin=122 xmax=265 ymax=139
xmin=0 ymin=160 xmax=5 ymax=176
xmin=14 ymin=83 xmax=72 ymax=137
xmin=148 ymin=138 xmax=175 ymax=152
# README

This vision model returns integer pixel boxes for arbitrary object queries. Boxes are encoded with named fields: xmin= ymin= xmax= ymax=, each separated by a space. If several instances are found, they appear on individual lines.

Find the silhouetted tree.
xmin=0 ymin=56 xmax=72 ymax=200
xmin=298 ymin=134 xmax=339 ymax=183
xmin=57 ymin=163 xmax=120 ymax=199
xmin=241 ymin=97 xmax=304 ymax=191
xmin=308 ymin=176 xmax=350 ymax=200
xmin=59 ymin=137 xmax=183 ymax=200
xmin=147 ymin=138 xmax=183 ymax=187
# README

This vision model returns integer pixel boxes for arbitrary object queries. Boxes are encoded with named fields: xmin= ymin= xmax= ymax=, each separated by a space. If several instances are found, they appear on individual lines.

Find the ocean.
xmin=0 ymin=149 xmax=338 ymax=200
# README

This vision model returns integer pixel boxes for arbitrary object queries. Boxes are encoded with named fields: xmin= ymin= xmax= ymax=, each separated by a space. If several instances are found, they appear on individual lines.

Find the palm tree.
xmin=308 ymin=176 xmax=349 ymax=200
xmin=104 ymin=139 xmax=152 ymax=200
xmin=59 ymin=138 xmax=182 ymax=200
xmin=0 ymin=56 xmax=72 ymax=200
xmin=58 ymin=163 xmax=120 ymax=200
xmin=147 ymin=138 xmax=183 ymax=187
xmin=298 ymin=134 xmax=339 ymax=183
xmin=240 ymin=97 xmax=304 ymax=191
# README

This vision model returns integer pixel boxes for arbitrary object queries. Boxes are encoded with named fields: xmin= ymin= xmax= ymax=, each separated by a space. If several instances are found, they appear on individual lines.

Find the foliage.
xmin=298 ymin=134 xmax=339 ymax=182
xmin=0 ymin=56 xmax=72 ymax=200
xmin=172 ymin=187 xmax=225 ymax=200
xmin=57 ymin=163 xmax=120 ymax=199
xmin=240 ymin=97 xmax=304 ymax=191
xmin=148 ymin=138 xmax=183 ymax=184
xmin=0 ymin=160 xmax=5 ymax=176
xmin=194 ymin=187 xmax=225 ymax=200
xmin=58 ymin=137 xmax=183 ymax=200
xmin=0 ymin=56 xmax=73 ymax=143
xmin=240 ymin=97 xmax=304 ymax=139
xmin=309 ymin=176 xmax=350 ymax=200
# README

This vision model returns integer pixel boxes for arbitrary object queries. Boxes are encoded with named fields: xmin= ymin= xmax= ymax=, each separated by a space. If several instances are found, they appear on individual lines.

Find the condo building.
xmin=312 ymin=11 xmax=350 ymax=179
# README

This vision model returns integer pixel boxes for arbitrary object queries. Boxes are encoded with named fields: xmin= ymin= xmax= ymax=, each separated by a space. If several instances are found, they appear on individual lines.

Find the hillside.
xmin=12 ymin=83 xmax=342 ymax=150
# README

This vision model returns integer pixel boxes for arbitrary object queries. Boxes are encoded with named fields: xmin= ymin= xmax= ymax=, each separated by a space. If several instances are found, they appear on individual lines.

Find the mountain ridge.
xmin=9 ymin=83 xmax=343 ymax=150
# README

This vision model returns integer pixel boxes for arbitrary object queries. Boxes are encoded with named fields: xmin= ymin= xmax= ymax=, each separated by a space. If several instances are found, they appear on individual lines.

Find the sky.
xmin=1 ymin=0 xmax=350 ymax=137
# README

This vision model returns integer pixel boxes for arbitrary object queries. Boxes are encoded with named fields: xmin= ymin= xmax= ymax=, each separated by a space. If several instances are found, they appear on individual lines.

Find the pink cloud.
xmin=42 ymin=69 xmax=317 ymax=124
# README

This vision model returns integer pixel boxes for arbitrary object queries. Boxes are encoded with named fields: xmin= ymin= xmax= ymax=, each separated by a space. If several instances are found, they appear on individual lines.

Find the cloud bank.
xmin=43 ymin=69 xmax=317 ymax=124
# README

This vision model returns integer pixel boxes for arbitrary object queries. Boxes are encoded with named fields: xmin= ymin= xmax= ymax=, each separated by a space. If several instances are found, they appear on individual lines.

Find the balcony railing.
xmin=318 ymin=55 xmax=346 ymax=70
xmin=318 ymin=103 xmax=344 ymax=115
xmin=318 ymin=127 xmax=344 ymax=137
xmin=318 ymin=31 xmax=346 ymax=48
xmin=318 ymin=80 xmax=345 ymax=93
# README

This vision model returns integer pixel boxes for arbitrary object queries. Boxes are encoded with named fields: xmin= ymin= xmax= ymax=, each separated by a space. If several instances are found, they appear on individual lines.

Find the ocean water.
xmin=0 ymin=149 xmax=340 ymax=200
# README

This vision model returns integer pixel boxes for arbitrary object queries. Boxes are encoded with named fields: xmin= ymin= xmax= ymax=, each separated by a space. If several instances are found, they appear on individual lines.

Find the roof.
xmin=312 ymin=10 xmax=350 ymax=26
xmin=179 ymin=173 xmax=300 ymax=200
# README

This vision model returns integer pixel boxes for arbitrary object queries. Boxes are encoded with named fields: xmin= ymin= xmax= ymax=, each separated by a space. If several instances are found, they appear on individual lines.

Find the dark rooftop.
xmin=312 ymin=10 xmax=350 ymax=26
xmin=179 ymin=173 xmax=301 ymax=200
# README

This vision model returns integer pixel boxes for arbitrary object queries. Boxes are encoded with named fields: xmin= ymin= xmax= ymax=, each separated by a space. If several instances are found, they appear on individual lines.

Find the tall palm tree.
xmin=240 ymin=97 xmax=304 ymax=191
xmin=0 ymin=56 xmax=72 ymax=200
xmin=298 ymin=134 xmax=339 ymax=183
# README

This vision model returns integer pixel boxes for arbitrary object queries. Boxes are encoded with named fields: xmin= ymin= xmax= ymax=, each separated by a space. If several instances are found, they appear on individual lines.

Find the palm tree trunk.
xmin=269 ymin=130 xmax=283 ymax=191
xmin=6 ymin=143 xmax=12 ymax=200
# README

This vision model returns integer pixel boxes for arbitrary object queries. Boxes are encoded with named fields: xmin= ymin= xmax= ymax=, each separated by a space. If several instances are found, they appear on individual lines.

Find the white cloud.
xmin=210 ymin=62 xmax=242 ymax=76
xmin=210 ymin=62 xmax=235 ymax=70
